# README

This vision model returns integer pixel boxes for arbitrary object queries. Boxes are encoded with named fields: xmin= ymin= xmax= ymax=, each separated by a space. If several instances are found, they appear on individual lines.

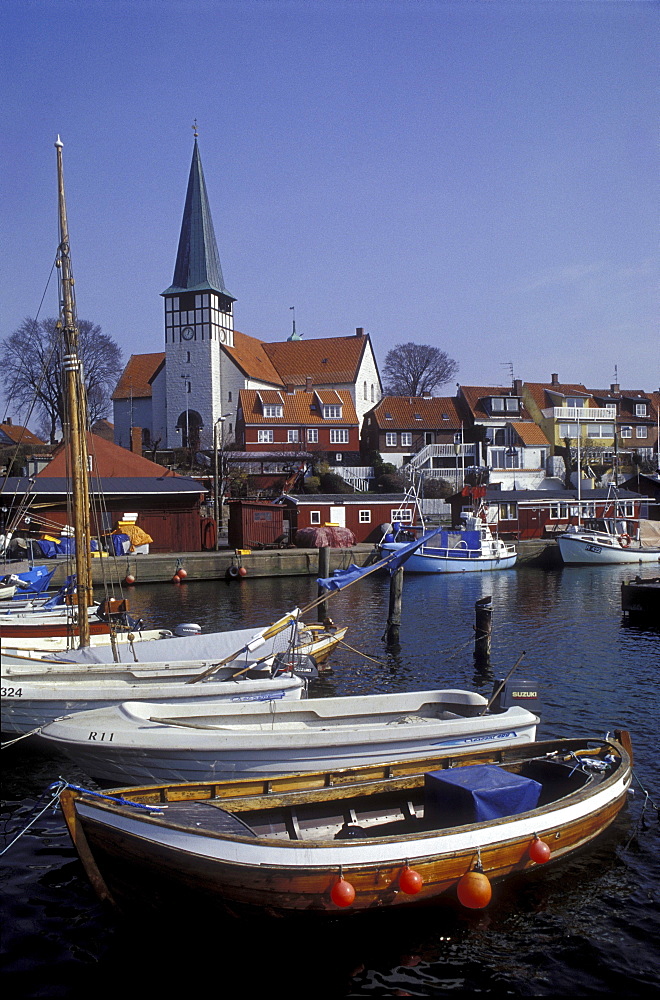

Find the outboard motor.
xmin=490 ymin=678 xmax=541 ymax=717
xmin=272 ymin=651 xmax=319 ymax=679
xmin=174 ymin=623 xmax=202 ymax=637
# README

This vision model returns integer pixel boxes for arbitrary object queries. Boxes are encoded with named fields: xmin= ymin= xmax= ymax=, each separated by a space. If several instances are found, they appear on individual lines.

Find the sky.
xmin=1 ymin=0 xmax=658 ymax=423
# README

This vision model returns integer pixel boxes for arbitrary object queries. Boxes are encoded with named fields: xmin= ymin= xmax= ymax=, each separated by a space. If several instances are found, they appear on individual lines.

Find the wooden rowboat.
xmin=58 ymin=731 xmax=632 ymax=916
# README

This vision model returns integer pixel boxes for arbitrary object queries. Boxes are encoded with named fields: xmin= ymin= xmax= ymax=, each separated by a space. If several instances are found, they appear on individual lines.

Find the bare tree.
xmin=0 ymin=317 xmax=122 ymax=443
xmin=382 ymin=342 xmax=458 ymax=396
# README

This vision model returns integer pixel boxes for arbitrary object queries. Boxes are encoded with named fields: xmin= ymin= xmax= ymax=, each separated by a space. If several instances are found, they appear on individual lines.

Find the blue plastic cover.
xmin=424 ymin=765 xmax=541 ymax=824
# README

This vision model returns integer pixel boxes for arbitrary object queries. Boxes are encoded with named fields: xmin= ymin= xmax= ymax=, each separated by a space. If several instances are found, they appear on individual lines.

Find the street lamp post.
xmin=214 ymin=414 xmax=232 ymax=549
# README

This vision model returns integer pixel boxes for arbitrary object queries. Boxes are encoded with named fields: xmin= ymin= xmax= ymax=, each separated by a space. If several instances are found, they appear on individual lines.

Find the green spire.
xmin=162 ymin=138 xmax=234 ymax=298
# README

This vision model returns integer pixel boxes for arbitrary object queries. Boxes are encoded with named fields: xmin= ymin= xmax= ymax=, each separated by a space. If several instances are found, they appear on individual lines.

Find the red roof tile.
xmin=112 ymin=353 xmax=165 ymax=400
xmin=40 ymin=433 xmax=180 ymax=478
xmin=0 ymin=423 xmax=45 ymax=446
xmin=368 ymin=396 xmax=463 ymax=430
xmin=239 ymin=389 xmax=358 ymax=425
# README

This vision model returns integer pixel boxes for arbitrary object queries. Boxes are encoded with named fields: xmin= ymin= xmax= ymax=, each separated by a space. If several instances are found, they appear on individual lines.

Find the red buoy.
xmin=238 ymin=566 xmax=248 ymax=577
xmin=177 ymin=568 xmax=188 ymax=579
xmin=172 ymin=574 xmax=181 ymax=585
xmin=529 ymin=838 xmax=552 ymax=864
xmin=399 ymin=867 xmax=424 ymax=895
xmin=330 ymin=877 xmax=356 ymax=907
xmin=124 ymin=574 xmax=135 ymax=586
xmin=457 ymin=870 xmax=492 ymax=909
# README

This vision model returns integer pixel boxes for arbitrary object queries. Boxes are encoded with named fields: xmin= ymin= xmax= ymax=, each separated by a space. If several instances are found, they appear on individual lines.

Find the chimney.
xmin=4 ymin=417 xmax=11 ymax=426
xmin=422 ymin=391 xmax=431 ymax=399
xmin=130 ymin=426 xmax=142 ymax=454
xmin=285 ymin=383 xmax=295 ymax=394
xmin=355 ymin=327 xmax=364 ymax=337
xmin=305 ymin=375 xmax=312 ymax=392
xmin=513 ymin=379 xmax=523 ymax=395
xmin=610 ymin=383 xmax=620 ymax=393
xmin=551 ymin=373 xmax=559 ymax=386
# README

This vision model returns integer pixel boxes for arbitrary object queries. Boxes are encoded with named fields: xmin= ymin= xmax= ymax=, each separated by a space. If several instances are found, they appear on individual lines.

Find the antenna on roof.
xmin=614 ymin=364 xmax=618 ymax=383
xmin=501 ymin=361 xmax=515 ymax=385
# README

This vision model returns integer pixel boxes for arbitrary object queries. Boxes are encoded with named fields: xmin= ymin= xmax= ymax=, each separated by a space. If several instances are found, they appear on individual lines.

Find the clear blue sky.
xmin=2 ymin=0 xmax=658 ymax=417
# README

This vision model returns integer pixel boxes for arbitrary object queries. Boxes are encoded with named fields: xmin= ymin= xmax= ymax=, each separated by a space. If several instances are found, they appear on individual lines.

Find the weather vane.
xmin=192 ymin=119 xmax=199 ymax=138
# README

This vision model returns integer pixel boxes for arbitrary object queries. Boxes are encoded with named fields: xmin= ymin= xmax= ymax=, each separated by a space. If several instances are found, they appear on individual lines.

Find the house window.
xmin=401 ymin=432 xmax=412 ymax=446
xmin=323 ymin=405 xmax=342 ymax=418
xmin=385 ymin=432 xmax=397 ymax=446
xmin=621 ymin=426 xmax=632 ymax=439
xmin=359 ymin=510 xmax=371 ymax=523
xmin=307 ymin=428 xmax=318 ymax=443
xmin=287 ymin=429 xmax=299 ymax=443
xmin=499 ymin=503 xmax=517 ymax=520
xmin=330 ymin=429 xmax=349 ymax=444
xmin=550 ymin=503 xmax=569 ymax=519
xmin=391 ymin=508 xmax=413 ymax=523
xmin=636 ymin=426 xmax=648 ymax=438
xmin=257 ymin=429 xmax=274 ymax=443
xmin=587 ymin=423 xmax=615 ymax=438
xmin=635 ymin=403 xmax=647 ymax=416
xmin=310 ymin=511 xmax=321 ymax=525
xmin=263 ymin=405 xmax=283 ymax=418
xmin=335 ymin=453 xmax=343 ymax=462
xmin=566 ymin=397 xmax=586 ymax=408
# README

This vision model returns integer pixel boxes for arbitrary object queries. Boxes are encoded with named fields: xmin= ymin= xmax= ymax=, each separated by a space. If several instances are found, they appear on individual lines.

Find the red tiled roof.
xmin=522 ymin=381 xmax=590 ymax=413
xmin=225 ymin=331 xmax=284 ymax=385
xmin=262 ymin=334 xmax=368 ymax=385
xmin=39 ymin=433 xmax=180 ymax=478
xmin=459 ymin=385 xmax=532 ymax=420
xmin=239 ymin=389 xmax=358 ymax=426
xmin=369 ymin=396 xmax=463 ymax=431
xmin=510 ymin=422 xmax=552 ymax=446
xmin=112 ymin=353 xmax=165 ymax=400
xmin=0 ymin=423 xmax=45 ymax=446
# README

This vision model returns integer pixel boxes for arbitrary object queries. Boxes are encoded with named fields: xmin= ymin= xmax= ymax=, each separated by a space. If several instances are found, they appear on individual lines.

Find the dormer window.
xmin=414 ymin=413 xmax=422 ymax=420
xmin=489 ymin=397 xmax=520 ymax=413
xmin=635 ymin=403 xmax=647 ymax=416
xmin=565 ymin=397 xmax=585 ymax=408
xmin=323 ymin=405 xmax=342 ymax=419
xmin=263 ymin=404 xmax=283 ymax=418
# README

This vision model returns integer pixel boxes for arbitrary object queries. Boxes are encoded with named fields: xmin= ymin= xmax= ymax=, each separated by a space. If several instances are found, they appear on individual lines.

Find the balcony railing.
xmin=553 ymin=407 xmax=615 ymax=421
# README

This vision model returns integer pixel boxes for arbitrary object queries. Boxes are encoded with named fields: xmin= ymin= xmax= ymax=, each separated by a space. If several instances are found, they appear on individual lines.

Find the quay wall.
xmin=40 ymin=539 xmax=562 ymax=587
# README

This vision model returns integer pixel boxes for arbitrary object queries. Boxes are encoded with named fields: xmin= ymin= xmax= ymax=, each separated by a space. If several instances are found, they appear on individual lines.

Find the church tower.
xmin=162 ymin=133 xmax=235 ymax=449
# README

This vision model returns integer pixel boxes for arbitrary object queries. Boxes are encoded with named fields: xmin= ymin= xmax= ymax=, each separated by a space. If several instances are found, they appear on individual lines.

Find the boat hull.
xmin=557 ymin=534 xmax=660 ymax=565
xmin=40 ymin=693 xmax=538 ymax=784
xmin=380 ymin=543 xmax=517 ymax=573
xmin=59 ymin=735 xmax=632 ymax=915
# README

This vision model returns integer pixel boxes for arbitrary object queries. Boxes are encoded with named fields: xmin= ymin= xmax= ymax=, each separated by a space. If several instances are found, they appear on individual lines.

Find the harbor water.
xmin=2 ymin=563 xmax=659 ymax=996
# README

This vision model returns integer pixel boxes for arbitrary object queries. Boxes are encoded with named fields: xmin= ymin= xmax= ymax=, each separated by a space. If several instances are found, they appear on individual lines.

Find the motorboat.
xmin=38 ymin=681 xmax=540 ymax=785
xmin=57 ymin=731 xmax=633 ymax=915
xmin=557 ymin=518 xmax=660 ymax=566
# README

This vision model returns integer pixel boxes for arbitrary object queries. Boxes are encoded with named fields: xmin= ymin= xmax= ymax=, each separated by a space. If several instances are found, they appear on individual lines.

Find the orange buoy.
xmin=529 ymin=838 xmax=552 ymax=864
xmin=330 ymin=877 xmax=356 ymax=907
xmin=457 ymin=870 xmax=492 ymax=909
xmin=399 ymin=867 xmax=424 ymax=895
xmin=172 ymin=574 xmax=181 ymax=585
xmin=177 ymin=568 xmax=188 ymax=579
xmin=238 ymin=566 xmax=248 ymax=577
xmin=124 ymin=574 xmax=135 ymax=586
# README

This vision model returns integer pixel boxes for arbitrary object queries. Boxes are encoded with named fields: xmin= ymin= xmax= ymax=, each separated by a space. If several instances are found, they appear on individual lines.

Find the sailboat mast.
xmin=55 ymin=136 xmax=93 ymax=646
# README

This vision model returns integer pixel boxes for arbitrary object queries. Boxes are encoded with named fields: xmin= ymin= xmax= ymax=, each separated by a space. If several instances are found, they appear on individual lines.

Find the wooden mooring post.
xmin=474 ymin=595 xmax=492 ymax=667
xmin=317 ymin=546 xmax=330 ymax=622
xmin=386 ymin=566 xmax=404 ymax=646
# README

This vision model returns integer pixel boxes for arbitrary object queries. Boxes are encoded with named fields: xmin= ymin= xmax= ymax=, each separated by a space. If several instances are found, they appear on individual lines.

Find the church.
xmin=112 ymin=137 xmax=382 ymax=459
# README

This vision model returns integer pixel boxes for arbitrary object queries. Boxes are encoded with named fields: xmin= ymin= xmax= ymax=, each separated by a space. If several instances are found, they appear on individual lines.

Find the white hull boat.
xmin=39 ymin=686 xmax=540 ymax=785
xmin=557 ymin=519 xmax=660 ymax=566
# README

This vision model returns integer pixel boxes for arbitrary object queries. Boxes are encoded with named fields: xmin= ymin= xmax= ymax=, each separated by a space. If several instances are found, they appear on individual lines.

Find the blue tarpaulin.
xmin=424 ymin=764 xmax=542 ymax=826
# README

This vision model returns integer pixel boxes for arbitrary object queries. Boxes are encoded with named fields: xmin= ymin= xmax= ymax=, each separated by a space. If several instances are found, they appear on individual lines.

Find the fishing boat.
xmin=57 ymin=731 xmax=633 ymax=915
xmin=38 ymin=680 xmax=540 ymax=785
xmin=557 ymin=518 xmax=660 ymax=566
xmin=380 ymin=483 xmax=516 ymax=573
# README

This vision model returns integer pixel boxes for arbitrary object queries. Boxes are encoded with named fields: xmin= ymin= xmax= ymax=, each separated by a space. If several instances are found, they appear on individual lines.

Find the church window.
xmin=228 ymin=392 xmax=232 ymax=402
xmin=371 ymin=385 xmax=375 ymax=402
xmin=172 ymin=298 xmax=179 ymax=310
xmin=203 ymin=310 xmax=210 ymax=323
xmin=195 ymin=310 xmax=202 ymax=323
xmin=166 ymin=299 xmax=173 ymax=313
xmin=195 ymin=295 xmax=202 ymax=308
xmin=186 ymin=352 xmax=191 ymax=363
xmin=364 ymin=381 xmax=367 ymax=400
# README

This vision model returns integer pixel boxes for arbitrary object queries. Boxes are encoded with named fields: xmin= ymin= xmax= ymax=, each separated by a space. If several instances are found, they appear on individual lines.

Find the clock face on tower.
xmin=181 ymin=326 xmax=195 ymax=341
